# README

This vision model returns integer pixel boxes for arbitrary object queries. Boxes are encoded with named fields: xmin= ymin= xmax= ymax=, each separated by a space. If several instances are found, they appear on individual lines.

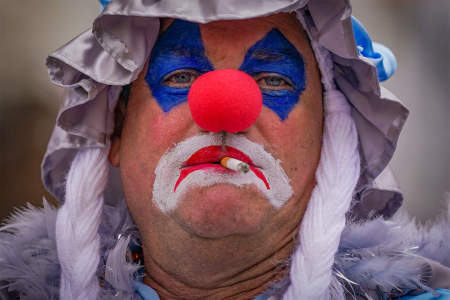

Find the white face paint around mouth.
xmin=152 ymin=133 xmax=293 ymax=213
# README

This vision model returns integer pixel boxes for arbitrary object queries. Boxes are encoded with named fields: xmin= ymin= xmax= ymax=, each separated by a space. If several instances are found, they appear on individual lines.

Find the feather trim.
xmin=0 ymin=200 xmax=448 ymax=299
xmin=335 ymin=200 xmax=450 ymax=298
xmin=0 ymin=199 xmax=59 ymax=300
xmin=0 ymin=200 xmax=142 ymax=300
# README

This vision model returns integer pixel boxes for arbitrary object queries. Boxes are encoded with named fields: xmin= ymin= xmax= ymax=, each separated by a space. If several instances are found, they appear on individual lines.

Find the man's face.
xmin=110 ymin=13 xmax=322 ymax=282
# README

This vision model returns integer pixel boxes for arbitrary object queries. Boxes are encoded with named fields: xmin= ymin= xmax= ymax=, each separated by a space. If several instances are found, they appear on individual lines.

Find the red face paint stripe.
xmin=250 ymin=166 xmax=270 ymax=190
xmin=174 ymin=164 xmax=226 ymax=192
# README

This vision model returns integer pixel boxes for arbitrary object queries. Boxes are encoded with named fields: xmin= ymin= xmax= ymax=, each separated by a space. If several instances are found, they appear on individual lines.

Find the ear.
xmin=109 ymin=85 xmax=130 ymax=167
xmin=109 ymin=136 xmax=121 ymax=167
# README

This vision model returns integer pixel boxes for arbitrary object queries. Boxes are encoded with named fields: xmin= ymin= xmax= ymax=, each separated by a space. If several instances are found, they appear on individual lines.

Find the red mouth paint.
xmin=174 ymin=146 xmax=270 ymax=192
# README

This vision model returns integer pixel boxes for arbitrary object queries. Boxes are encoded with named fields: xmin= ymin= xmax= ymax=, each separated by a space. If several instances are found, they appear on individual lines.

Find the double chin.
xmin=171 ymin=183 xmax=274 ymax=238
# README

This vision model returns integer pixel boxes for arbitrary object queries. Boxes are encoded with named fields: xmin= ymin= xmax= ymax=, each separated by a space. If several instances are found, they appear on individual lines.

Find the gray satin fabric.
xmin=101 ymin=0 xmax=307 ymax=23
xmin=42 ymin=0 xmax=409 ymax=220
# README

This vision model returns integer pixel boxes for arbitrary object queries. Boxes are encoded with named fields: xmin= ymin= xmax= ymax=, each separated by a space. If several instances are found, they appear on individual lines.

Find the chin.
xmin=171 ymin=183 xmax=275 ymax=239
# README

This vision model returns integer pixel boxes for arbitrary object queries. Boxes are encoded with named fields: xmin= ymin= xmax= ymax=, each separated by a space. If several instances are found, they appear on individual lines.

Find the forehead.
xmin=159 ymin=13 xmax=312 ymax=69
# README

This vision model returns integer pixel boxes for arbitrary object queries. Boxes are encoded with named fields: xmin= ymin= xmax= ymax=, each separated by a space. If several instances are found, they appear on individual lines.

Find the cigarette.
xmin=220 ymin=157 xmax=250 ymax=173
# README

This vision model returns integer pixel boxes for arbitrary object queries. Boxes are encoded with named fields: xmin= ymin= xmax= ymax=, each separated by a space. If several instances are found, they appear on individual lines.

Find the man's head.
xmin=108 ymin=13 xmax=324 ymax=294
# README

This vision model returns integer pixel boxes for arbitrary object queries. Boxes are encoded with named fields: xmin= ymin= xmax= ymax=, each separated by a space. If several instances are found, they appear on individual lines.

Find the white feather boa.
xmin=0 ymin=199 xmax=448 ymax=299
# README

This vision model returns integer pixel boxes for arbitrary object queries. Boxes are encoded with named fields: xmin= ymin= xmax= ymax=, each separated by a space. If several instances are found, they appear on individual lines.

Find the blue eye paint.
xmin=146 ymin=23 xmax=306 ymax=120
xmin=239 ymin=29 xmax=306 ymax=120
xmin=145 ymin=20 xmax=213 ymax=113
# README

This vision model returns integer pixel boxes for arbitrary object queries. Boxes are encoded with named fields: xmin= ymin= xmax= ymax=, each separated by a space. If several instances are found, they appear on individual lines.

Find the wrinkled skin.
xmin=109 ymin=13 xmax=323 ymax=299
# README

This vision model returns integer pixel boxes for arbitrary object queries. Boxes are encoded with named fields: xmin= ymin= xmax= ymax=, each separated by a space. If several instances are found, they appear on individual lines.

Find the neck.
xmin=142 ymin=232 xmax=296 ymax=299
xmin=136 ymin=181 xmax=313 ymax=299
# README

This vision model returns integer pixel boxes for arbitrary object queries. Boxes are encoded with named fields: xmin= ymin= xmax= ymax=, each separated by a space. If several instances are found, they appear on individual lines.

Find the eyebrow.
xmin=250 ymin=49 xmax=285 ymax=62
xmin=155 ymin=46 xmax=205 ymax=57
xmin=239 ymin=28 xmax=306 ymax=89
xmin=250 ymin=47 xmax=305 ymax=64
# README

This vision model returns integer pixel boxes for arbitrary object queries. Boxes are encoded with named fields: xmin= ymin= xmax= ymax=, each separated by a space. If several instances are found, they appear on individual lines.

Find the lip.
xmin=174 ymin=145 xmax=270 ymax=192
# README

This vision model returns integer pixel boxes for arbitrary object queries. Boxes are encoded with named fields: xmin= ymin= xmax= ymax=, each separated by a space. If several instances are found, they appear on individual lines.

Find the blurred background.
xmin=0 ymin=0 xmax=448 ymax=222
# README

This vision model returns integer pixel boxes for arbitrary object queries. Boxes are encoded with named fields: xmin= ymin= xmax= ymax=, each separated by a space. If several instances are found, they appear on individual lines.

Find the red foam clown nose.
xmin=188 ymin=69 xmax=262 ymax=133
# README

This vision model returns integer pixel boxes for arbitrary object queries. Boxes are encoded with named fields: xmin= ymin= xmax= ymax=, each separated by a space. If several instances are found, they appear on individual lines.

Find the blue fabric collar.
xmin=134 ymin=280 xmax=450 ymax=300
xmin=133 ymin=281 xmax=269 ymax=300
xmin=134 ymin=281 xmax=160 ymax=300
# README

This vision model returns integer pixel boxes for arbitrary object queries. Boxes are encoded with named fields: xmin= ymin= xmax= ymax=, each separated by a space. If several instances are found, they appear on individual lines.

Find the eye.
xmin=163 ymin=70 xmax=199 ymax=88
xmin=254 ymin=73 xmax=294 ymax=91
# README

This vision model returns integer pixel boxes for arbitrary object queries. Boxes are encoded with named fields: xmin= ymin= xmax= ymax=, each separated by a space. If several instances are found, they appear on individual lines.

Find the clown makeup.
xmin=146 ymin=20 xmax=214 ymax=112
xmin=239 ymin=29 xmax=306 ymax=120
xmin=146 ymin=20 xmax=307 ymax=121
xmin=152 ymin=134 xmax=293 ymax=213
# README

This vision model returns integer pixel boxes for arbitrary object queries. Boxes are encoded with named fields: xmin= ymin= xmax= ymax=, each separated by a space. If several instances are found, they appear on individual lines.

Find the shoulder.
xmin=0 ymin=200 xmax=143 ymax=299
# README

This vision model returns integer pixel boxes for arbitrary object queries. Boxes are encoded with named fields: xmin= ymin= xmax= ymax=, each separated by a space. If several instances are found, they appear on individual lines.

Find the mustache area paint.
xmin=146 ymin=20 xmax=306 ymax=121
xmin=152 ymin=134 xmax=293 ymax=213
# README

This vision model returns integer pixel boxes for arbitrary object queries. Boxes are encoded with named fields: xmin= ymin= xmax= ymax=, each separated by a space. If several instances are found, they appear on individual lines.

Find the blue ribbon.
xmin=351 ymin=16 xmax=397 ymax=82
xmin=99 ymin=0 xmax=110 ymax=9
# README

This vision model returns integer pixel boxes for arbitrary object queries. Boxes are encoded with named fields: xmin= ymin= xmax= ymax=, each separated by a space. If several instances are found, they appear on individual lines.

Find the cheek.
xmin=119 ymin=96 xmax=193 ymax=209
xmin=146 ymin=101 xmax=193 ymax=144
xmin=256 ymin=104 xmax=322 ymax=198
xmin=283 ymin=133 xmax=321 ymax=201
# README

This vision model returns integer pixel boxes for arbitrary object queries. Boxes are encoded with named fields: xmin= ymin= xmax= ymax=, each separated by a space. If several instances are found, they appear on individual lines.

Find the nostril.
xmin=188 ymin=69 xmax=262 ymax=133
